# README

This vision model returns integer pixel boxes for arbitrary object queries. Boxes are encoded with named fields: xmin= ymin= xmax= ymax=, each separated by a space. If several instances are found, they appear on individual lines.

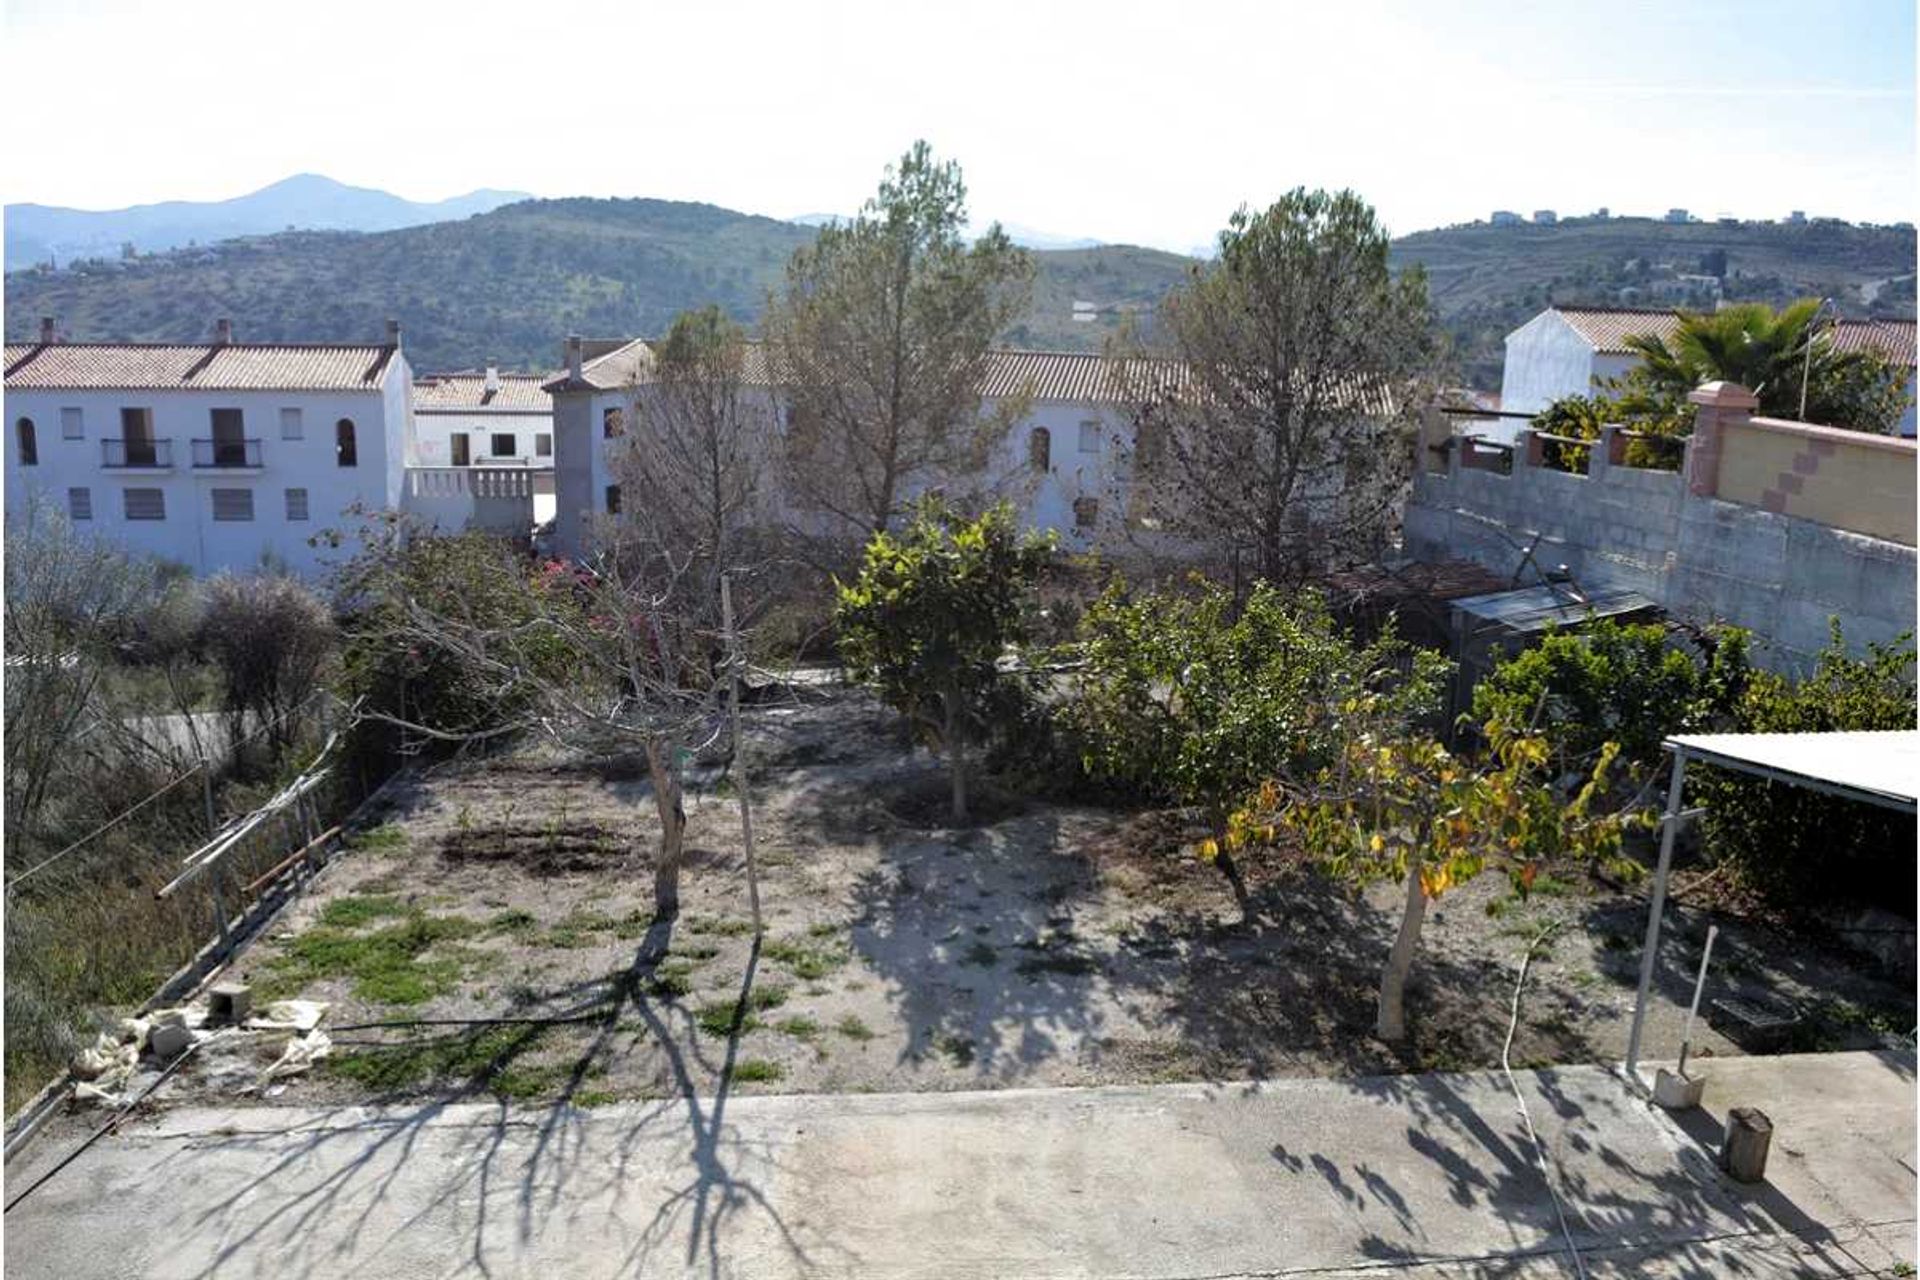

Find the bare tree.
xmin=611 ymin=305 xmax=778 ymax=627
xmin=3 ymin=497 xmax=166 ymax=846
xmin=763 ymin=140 xmax=1034 ymax=554
xmin=350 ymin=522 xmax=728 ymax=923
xmin=199 ymin=573 xmax=336 ymax=756
xmin=1117 ymin=189 xmax=1437 ymax=585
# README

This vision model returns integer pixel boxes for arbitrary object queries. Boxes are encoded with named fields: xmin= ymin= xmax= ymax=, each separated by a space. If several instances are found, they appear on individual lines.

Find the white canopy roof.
xmin=1665 ymin=730 xmax=1920 ymax=813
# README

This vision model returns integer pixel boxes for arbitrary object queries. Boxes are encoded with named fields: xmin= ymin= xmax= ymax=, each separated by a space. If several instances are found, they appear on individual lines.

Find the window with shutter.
xmin=285 ymin=488 xmax=309 ymax=521
xmin=68 ymin=487 xmax=92 ymax=521
xmin=124 ymin=488 xmax=165 ymax=520
xmin=211 ymin=488 xmax=254 ymax=521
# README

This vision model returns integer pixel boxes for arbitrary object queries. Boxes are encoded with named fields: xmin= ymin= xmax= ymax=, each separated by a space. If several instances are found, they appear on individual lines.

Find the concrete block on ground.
xmin=209 ymin=984 xmax=251 ymax=1025
xmin=1721 ymin=1106 xmax=1773 ymax=1182
xmin=148 ymin=1021 xmax=192 ymax=1060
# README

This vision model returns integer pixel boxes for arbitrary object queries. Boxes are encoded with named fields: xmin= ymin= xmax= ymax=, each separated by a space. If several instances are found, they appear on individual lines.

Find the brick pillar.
xmin=1686 ymin=381 xmax=1758 ymax=498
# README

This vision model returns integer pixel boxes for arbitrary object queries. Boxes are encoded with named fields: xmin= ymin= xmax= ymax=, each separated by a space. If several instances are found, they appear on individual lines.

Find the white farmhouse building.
xmin=4 ymin=319 xmax=411 ymax=576
xmin=1499 ymin=306 xmax=1918 ymax=436
xmin=545 ymin=337 xmax=1144 ymax=561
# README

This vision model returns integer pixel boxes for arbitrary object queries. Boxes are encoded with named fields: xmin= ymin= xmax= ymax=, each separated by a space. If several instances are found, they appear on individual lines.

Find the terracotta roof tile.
xmin=3 ymin=342 xmax=397 ymax=391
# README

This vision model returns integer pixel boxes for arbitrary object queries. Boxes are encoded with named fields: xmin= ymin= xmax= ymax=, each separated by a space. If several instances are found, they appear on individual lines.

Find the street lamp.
xmin=1798 ymin=297 xmax=1837 ymax=422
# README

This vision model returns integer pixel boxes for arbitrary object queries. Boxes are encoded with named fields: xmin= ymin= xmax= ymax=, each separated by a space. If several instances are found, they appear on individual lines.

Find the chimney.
xmin=213 ymin=317 xmax=233 ymax=346
xmin=567 ymin=335 xmax=584 ymax=383
xmin=484 ymin=364 xmax=501 ymax=394
xmin=385 ymin=318 xmax=402 ymax=348
xmin=38 ymin=316 xmax=55 ymax=345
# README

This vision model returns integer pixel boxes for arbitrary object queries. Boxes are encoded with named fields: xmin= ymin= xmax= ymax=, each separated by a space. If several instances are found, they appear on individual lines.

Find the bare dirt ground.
xmin=143 ymin=681 xmax=1911 ymax=1111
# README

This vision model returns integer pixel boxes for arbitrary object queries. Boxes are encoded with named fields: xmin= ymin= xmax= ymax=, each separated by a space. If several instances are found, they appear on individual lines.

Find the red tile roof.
xmin=413 ymin=371 xmax=554 ymax=413
xmin=3 ymin=342 xmax=398 ymax=391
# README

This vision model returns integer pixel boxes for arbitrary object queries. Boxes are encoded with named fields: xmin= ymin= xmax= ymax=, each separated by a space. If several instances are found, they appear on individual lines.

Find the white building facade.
xmin=545 ymin=339 xmax=1146 ymax=561
xmin=4 ymin=321 xmax=412 ymax=576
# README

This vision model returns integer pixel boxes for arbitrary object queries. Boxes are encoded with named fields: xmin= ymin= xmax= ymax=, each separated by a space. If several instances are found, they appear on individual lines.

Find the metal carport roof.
xmin=1663 ymin=730 xmax=1918 ymax=813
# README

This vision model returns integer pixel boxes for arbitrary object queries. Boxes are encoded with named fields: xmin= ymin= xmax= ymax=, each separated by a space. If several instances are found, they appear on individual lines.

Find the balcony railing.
xmin=101 ymin=437 xmax=174 ymax=468
xmin=191 ymin=437 xmax=262 ymax=468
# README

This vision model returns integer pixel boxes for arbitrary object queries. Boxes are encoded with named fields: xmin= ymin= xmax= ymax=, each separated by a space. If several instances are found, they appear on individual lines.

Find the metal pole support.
xmin=1625 ymin=748 xmax=1690 ymax=1088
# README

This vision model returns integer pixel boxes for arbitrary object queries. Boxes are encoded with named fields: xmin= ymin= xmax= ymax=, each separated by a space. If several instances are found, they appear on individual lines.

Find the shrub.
xmin=1695 ymin=624 xmax=1916 ymax=903
xmin=200 ymin=573 xmax=337 ymax=756
xmin=1471 ymin=621 xmax=1750 ymax=782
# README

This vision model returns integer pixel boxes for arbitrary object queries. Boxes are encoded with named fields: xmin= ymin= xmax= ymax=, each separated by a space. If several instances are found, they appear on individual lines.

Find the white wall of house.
xmin=996 ymin=401 xmax=1133 ymax=551
xmin=4 ymin=373 xmax=409 ymax=577
xmin=410 ymin=413 xmax=554 ymax=468
xmin=1499 ymin=312 xmax=1602 ymax=416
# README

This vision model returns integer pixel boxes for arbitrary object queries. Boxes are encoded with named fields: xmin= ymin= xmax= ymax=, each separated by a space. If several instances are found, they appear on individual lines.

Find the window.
xmin=209 ymin=408 xmax=247 ymax=466
xmin=603 ymin=407 xmax=624 ymax=438
xmin=16 ymin=418 xmax=36 ymax=466
xmin=68 ymin=487 xmax=91 ymax=521
xmin=280 ymin=408 xmax=304 ymax=440
xmin=491 ymin=433 xmax=516 ymax=458
xmin=1073 ymin=496 xmax=1099 ymax=529
xmin=535 ymin=433 xmax=552 ymax=458
xmin=336 ymin=418 xmax=357 ymax=467
xmin=605 ymin=484 xmax=622 ymax=514
xmin=210 ymin=488 xmax=254 ymax=522
xmin=123 ymin=488 xmax=165 ymax=521
xmin=285 ymin=488 xmax=309 ymax=521
xmin=120 ymin=408 xmax=157 ymax=466
xmin=61 ymin=407 xmax=83 ymax=440
xmin=1078 ymin=420 xmax=1102 ymax=454
xmin=450 ymin=433 xmax=470 ymax=467
xmin=1028 ymin=427 xmax=1051 ymax=473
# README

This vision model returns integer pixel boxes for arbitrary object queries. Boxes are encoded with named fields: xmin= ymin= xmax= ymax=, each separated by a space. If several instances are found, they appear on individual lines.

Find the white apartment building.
xmin=3 ymin=319 xmax=411 ymax=576
xmin=545 ymin=338 xmax=1145 ymax=560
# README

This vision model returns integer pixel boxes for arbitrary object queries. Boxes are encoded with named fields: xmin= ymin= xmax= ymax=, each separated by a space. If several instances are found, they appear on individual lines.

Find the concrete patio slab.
xmin=4 ymin=1051 xmax=1911 ymax=1278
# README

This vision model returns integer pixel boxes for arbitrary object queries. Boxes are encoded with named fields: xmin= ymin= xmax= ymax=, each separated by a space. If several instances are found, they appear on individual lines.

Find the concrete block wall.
xmin=1406 ymin=415 xmax=1916 ymax=674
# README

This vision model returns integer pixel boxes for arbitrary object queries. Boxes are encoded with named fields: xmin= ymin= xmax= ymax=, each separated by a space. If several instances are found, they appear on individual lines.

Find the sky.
xmin=3 ymin=0 xmax=1914 ymax=252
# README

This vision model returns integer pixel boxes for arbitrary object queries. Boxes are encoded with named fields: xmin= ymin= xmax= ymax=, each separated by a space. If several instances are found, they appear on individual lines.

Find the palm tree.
xmin=1622 ymin=300 xmax=1901 ymax=430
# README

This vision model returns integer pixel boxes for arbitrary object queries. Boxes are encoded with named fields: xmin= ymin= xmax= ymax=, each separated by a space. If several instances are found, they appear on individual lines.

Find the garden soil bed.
xmin=120 ymin=683 xmax=1915 ymax=1111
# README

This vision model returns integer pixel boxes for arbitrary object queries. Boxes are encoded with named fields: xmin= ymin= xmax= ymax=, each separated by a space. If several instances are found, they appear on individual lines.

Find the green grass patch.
xmin=571 ymin=1089 xmax=619 ymax=1108
xmin=687 ymin=916 xmax=755 ymax=937
xmin=731 ymin=1058 xmax=785 ymax=1084
xmin=764 ymin=936 xmax=849 ymax=980
xmin=694 ymin=1001 xmax=762 ymax=1038
xmin=648 ymin=960 xmax=697 ymax=1000
xmin=262 ymin=912 xmax=488 ymax=1005
xmin=835 ymin=1015 xmax=875 ymax=1042
xmin=776 ymin=1014 xmax=824 ymax=1046
xmin=327 ymin=1024 xmax=549 ymax=1095
xmin=487 ymin=908 xmax=539 ymax=936
xmin=349 ymin=824 xmax=409 ymax=852
xmin=318 ymin=894 xmax=415 ymax=929
xmin=807 ymin=921 xmax=841 ymax=939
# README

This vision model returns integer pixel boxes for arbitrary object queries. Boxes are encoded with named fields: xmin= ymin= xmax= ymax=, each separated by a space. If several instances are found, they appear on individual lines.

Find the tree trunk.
xmin=1213 ymin=844 xmax=1254 ymax=924
xmin=1376 ymin=866 xmax=1429 ymax=1041
xmin=944 ymin=687 xmax=968 ymax=825
xmin=644 ymin=738 xmax=687 ymax=921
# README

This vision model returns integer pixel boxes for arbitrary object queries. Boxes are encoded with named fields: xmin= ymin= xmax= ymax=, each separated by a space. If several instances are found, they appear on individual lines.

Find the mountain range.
xmin=4 ymin=178 xmax=1912 ymax=386
xmin=4 ymin=174 xmax=530 ymax=271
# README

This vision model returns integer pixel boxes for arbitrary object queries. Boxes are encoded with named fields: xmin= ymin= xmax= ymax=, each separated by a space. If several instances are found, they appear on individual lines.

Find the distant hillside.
xmin=3 ymin=198 xmax=1193 ymax=370
xmin=1392 ymin=215 xmax=1917 ymax=387
xmin=4 ymin=174 xmax=530 ymax=271
xmin=6 ymin=197 xmax=1910 ymax=385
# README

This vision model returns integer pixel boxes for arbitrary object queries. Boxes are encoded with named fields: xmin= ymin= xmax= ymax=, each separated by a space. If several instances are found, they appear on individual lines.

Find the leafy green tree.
xmin=765 ymin=142 xmax=1035 ymax=550
xmin=1470 ymin=621 xmax=1751 ymax=781
xmin=1120 ymin=189 xmax=1436 ymax=581
xmin=835 ymin=500 xmax=1051 ymax=823
xmin=1062 ymin=579 xmax=1449 ymax=913
xmin=1231 ymin=715 xmax=1629 ymax=1040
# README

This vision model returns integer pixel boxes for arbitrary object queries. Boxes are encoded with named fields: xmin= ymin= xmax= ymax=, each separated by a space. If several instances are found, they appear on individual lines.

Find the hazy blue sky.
xmin=5 ymin=0 xmax=1913 ymax=250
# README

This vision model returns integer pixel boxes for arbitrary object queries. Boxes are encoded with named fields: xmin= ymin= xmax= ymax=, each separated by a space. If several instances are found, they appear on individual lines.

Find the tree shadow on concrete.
xmin=176 ymin=921 xmax=843 ymax=1279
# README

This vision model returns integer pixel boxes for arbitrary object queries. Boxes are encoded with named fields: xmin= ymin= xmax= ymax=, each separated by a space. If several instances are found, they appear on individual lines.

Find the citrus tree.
xmin=1063 ymin=579 xmax=1449 ymax=915
xmin=835 ymin=499 xmax=1051 ymax=823
xmin=1226 ymin=712 xmax=1631 ymax=1041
